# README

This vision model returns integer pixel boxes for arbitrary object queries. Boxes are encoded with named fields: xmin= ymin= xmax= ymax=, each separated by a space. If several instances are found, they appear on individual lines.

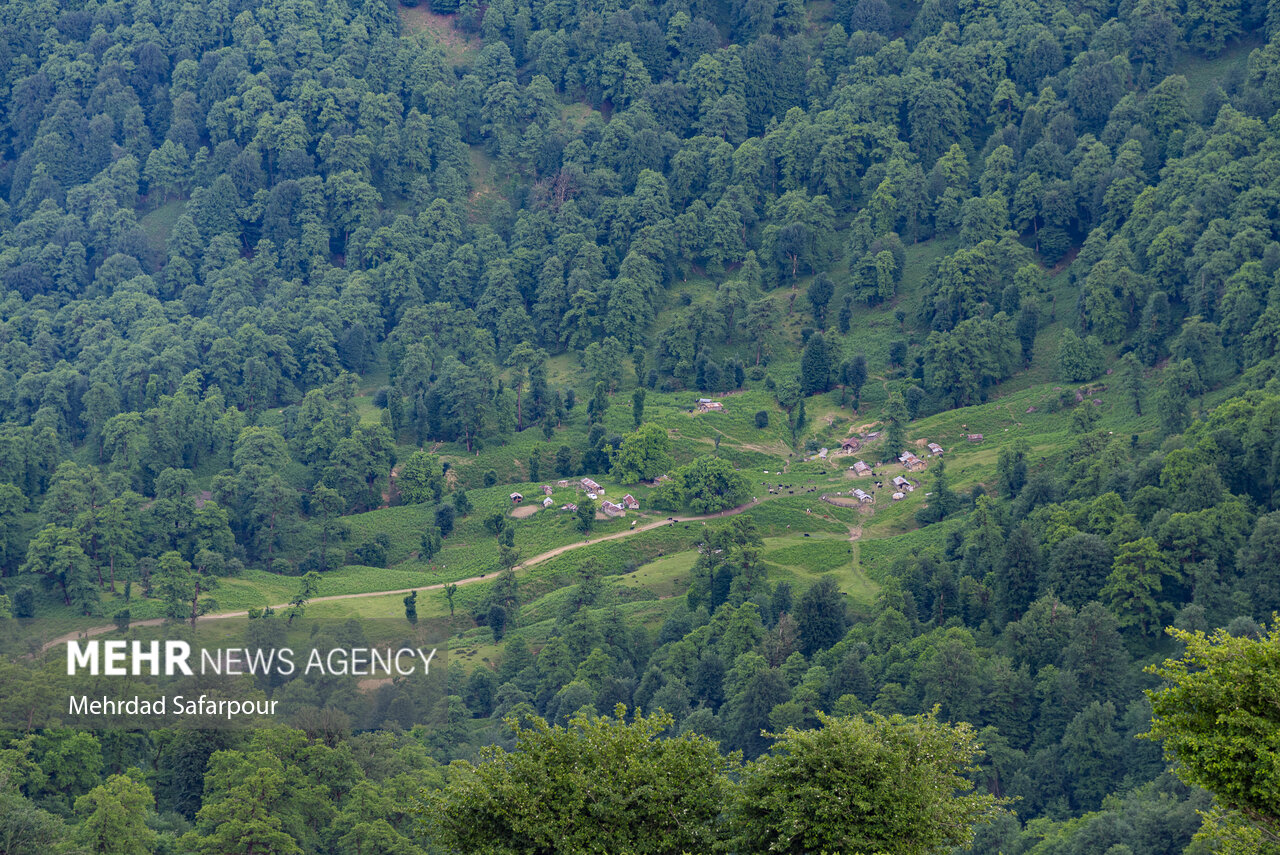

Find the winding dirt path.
xmin=41 ymin=498 xmax=772 ymax=652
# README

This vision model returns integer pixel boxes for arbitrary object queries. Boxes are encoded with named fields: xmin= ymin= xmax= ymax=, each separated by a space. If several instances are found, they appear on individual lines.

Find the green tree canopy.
xmin=729 ymin=709 xmax=1007 ymax=854
xmin=420 ymin=706 xmax=736 ymax=854
xmin=655 ymin=456 xmax=751 ymax=514
xmin=608 ymin=424 xmax=673 ymax=484
xmin=1146 ymin=623 xmax=1280 ymax=850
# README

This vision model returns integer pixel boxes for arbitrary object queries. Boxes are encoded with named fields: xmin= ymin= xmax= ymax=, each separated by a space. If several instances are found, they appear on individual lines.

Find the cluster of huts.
xmin=840 ymin=438 xmax=951 ymax=502
xmin=510 ymin=477 xmax=641 ymax=517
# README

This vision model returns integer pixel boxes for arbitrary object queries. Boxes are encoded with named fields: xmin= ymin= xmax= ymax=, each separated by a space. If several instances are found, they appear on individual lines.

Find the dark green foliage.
xmin=840 ymin=355 xmax=868 ymax=409
xmin=799 ymin=333 xmax=831 ymax=396
xmin=795 ymin=576 xmax=849 ymax=657
xmin=354 ymin=533 xmax=391 ymax=568
xmin=755 ymin=411 xmax=769 ymax=429
xmin=436 ymin=504 xmax=456 ymax=538
xmin=489 ymin=604 xmax=508 ymax=641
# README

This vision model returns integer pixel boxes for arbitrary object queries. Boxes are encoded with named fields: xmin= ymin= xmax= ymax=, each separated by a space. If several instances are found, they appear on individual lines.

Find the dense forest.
xmin=2 ymin=0 xmax=1280 ymax=849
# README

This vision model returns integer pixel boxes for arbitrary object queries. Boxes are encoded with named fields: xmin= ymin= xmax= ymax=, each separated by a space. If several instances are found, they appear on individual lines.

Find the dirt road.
xmin=41 ymin=498 xmax=768 ymax=652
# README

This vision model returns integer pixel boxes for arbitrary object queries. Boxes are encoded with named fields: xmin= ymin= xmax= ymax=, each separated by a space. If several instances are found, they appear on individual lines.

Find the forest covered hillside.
xmin=2 ymin=0 xmax=1280 ymax=849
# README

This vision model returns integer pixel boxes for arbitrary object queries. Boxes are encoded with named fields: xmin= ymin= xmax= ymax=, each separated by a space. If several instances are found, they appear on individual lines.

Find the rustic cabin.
xmin=899 ymin=452 xmax=926 ymax=472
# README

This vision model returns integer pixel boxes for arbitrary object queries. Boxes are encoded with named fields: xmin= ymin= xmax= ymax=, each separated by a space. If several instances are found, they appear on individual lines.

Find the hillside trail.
xmin=41 ymin=496 xmax=775 ymax=652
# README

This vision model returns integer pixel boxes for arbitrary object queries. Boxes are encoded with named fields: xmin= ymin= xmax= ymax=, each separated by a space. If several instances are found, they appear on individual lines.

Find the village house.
xmin=601 ymin=501 xmax=625 ymax=517
xmin=561 ymin=503 xmax=578 ymax=511
xmin=510 ymin=492 xmax=524 ymax=503
xmin=696 ymin=399 xmax=724 ymax=412
xmin=852 ymin=461 xmax=872 ymax=475
xmin=899 ymin=452 xmax=926 ymax=472
xmin=542 ymin=485 xmax=554 ymax=496
xmin=622 ymin=494 xmax=639 ymax=510
xmin=556 ymin=479 xmax=571 ymax=488
xmin=581 ymin=477 xmax=602 ymax=492
xmin=967 ymin=433 xmax=983 ymax=442
xmin=840 ymin=437 xmax=861 ymax=453
xmin=853 ymin=488 xmax=873 ymax=504
xmin=892 ymin=475 xmax=914 ymax=492
xmin=927 ymin=442 xmax=944 ymax=455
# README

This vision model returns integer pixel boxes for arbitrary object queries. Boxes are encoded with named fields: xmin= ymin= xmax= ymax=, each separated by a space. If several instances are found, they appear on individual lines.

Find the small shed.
xmin=510 ymin=492 xmax=524 ymax=503
xmin=581 ymin=477 xmax=602 ymax=492
xmin=586 ymin=492 xmax=598 ymax=500
xmin=697 ymin=399 xmax=724 ymax=412
xmin=557 ymin=479 xmax=571 ymax=488
xmin=852 ymin=461 xmax=872 ymax=475
xmin=967 ymin=433 xmax=984 ymax=442
xmin=601 ymin=501 xmax=625 ymax=517
xmin=892 ymin=475 xmax=914 ymax=492
xmin=892 ymin=491 xmax=906 ymax=501
xmin=853 ymin=488 xmax=873 ymax=504
xmin=840 ymin=437 xmax=861 ymax=452
xmin=622 ymin=494 xmax=639 ymax=510
xmin=927 ymin=442 xmax=944 ymax=455
xmin=561 ymin=503 xmax=578 ymax=511
xmin=543 ymin=496 xmax=554 ymax=508
xmin=542 ymin=485 xmax=554 ymax=496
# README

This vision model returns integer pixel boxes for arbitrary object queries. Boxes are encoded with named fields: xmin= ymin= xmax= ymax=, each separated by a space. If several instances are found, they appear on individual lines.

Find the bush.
xmin=436 ymin=503 xmax=456 ymax=536
xmin=1058 ymin=329 xmax=1105 ymax=382
xmin=755 ymin=410 xmax=769 ymax=428
xmin=12 ymin=587 xmax=34 ymax=618
xmin=488 ymin=604 xmax=508 ymax=641
xmin=454 ymin=488 xmax=473 ymax=515
xmin=354 ymin=533 xmax=391 ymax=567
xmin=1039 ymin=227 xmax=1072 ymax=264
xmin=420 ymin=527 xmax=443 ymax=559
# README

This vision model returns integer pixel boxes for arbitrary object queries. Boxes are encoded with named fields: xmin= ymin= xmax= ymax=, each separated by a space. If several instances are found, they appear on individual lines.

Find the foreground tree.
xmin=1145 ymin=624 xmax=1280 ymax=851
xmin=74 ymin=774 xmax=157 ymax=855
xmin=420 ymin=706 xmax=735 ymax=854
xmin=729 ymin=709 xmax=1007 ymax=855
